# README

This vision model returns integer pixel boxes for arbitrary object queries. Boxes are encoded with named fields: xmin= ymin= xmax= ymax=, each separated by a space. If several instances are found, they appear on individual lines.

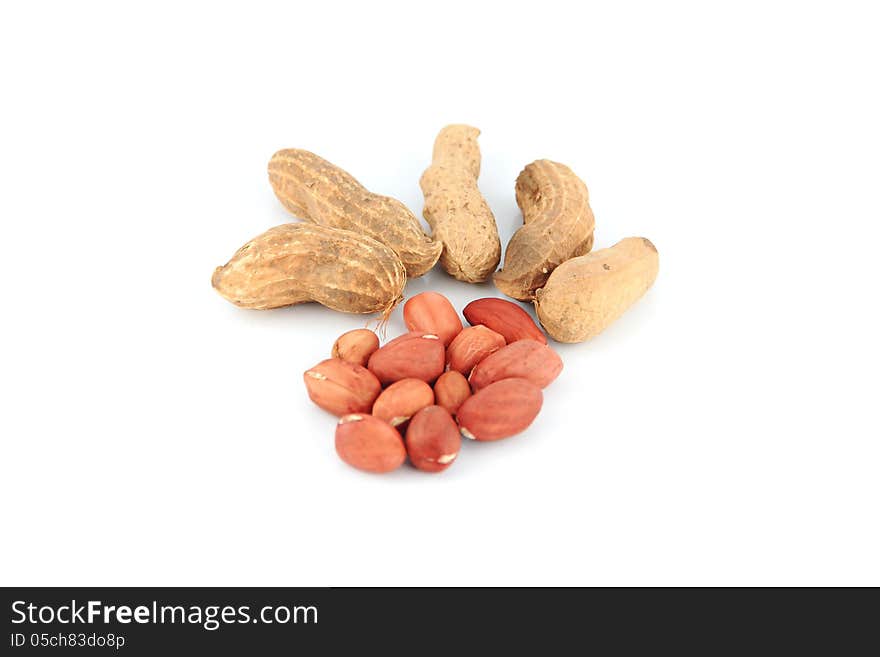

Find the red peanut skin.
xmin=433 ymin=370 xmax=472 ymax=416
xmin=405 ymin=405 xmax=461 ymax=472
xmin=303 ymin=358 xmax=382 ymax=416
xmin=332 ymin=328 xmax=380 ymax=366
xmin=463 ymin=297 xmax=547 ymax=344
xmin=456 ymin=378 xmax=543 ymax=441
xmin=372 ymin=378 xmax=435 ymax=426
xmin=368 ymin=333 xmax=445 ymax=384
xmin=335 ymin=414 xmax=406 ymax=473
xmin=446 ymin=325 xmax=506 ymax=376
xmin=403 ymin=292 xmax=463 ymax=346
xmin=469 ymin=340 xmax=563 ymax=390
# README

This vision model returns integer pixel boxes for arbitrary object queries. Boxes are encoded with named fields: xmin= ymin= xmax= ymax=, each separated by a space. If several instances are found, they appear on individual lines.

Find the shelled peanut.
xmin=302 ymin=293 xmax=562 ymax=474
xmin=463 ymin=297 xmax=547 ymax=344
xmin=332 ymin=329 xmax=380 ymax=367
xmin=433 ymin=371 xmax=471 ymax=416
xmin=403 ymin=291 xmax=464 ymax=345
xmin=458 ymin=378 xmax=543 ymax=441
xmin=303 ymin=359 xmax=381 ymax=416
xmin=367 ymin=332 xmax=446 ymax=385
xmin=446 ymin=326 xmax=506 ymax=376
xmin=336 ymin=414 xmax=407 ymax=474
xmin=406 ymin=406 xmax=461 ymax=472
xmin=372 ymin=379 xmax=435 ymax=428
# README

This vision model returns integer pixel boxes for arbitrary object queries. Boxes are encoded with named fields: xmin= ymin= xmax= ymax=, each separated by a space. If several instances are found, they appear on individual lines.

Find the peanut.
xmin=535 ymin=237 xmax=659 ymax=343
xmin=463 ymin=297 xmax=547 ymax=344
xmin=405 ymin=406 xmax=461 ymax=472
xmin=420 ymin=125 xmax=501 ymax=282
xmin=372 ymin=378 xmax=435 ymax=427
xmin=268 ymin=149 xmax=442 ymax=277
xmin=433 ymin=370 xmax=472 ymax=417
xmin=304 ymin=358 xmax=382 ymax=416
xmin=335 ymin=414 xmax=406 ymax=473
xmin=446 ymin=325 xmax=506 ymax=376
xmin=456 ymin=378 xmax=543 ymax=441
xmin=403 ymin=291 xmax=463 ymax=346
xmin=493 ymin=160 xmax=595 ymax=300
xmin=212 ymin=223 xmax=406 ymax=315
xmin=332 ymin=329 xmax=380 ymax=367
xmin=367 ymin=332 xmax=445 ymax=385
xmin=469 ymin=340 xmax=563 ymax=390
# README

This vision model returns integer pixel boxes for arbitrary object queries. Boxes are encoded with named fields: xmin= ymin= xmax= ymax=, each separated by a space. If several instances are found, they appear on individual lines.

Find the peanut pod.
xmin=212 ymin=223 xmax=406 ymax=315
xmin=534 ymin=237 xmax=659 ymax=343
xmin=494 ymin=160 xmax=595 ymax=300
xmin=269 ymin=149 xmax=442 ymax=277
xmin=420 ymin=125 xmax=501 ymax=282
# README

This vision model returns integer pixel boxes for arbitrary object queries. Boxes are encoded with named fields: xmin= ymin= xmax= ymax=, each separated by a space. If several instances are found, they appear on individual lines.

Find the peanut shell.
xmin=534 ymin=237 xmax=659 ymax=343
xmin=212 ymin=223 xmax=406 ymax=315
xmin=494 ymin=160 xmax=595 ymax=300
xmin=420 ymin=125 xmax=501 ymax=282
xmin=269 ymin=149 xmax=442 ymax=277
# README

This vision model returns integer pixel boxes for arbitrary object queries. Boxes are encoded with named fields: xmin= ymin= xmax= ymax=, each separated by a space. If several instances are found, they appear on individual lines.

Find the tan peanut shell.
xmin=269 ymin=149 xmax=442 ymax=278
xmin=212 ymin=223 xmax=406 ymax=315
xmin=534 ymin=237 xmax=659 ymax=343
xmin=420 ymin=125 xmax=501 ymax=282
xmin=494 ymin=160 xmax=595 ymax=300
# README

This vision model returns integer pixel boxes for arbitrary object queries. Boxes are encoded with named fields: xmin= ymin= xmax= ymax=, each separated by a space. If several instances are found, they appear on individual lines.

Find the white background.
xmin=2 ymin=1 xmax=878 ymax=586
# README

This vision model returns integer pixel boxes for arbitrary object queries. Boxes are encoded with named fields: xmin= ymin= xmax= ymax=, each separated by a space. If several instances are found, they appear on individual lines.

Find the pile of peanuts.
xmin=212 ymin=126 xmax=659 ymax=474
xmin=303 ymin=292 xmax=563 ymax=474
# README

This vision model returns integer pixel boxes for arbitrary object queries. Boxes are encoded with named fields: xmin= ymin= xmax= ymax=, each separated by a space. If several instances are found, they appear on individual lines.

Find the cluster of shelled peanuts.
xmin=303 ymin=292 xmax=563 ymax=474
